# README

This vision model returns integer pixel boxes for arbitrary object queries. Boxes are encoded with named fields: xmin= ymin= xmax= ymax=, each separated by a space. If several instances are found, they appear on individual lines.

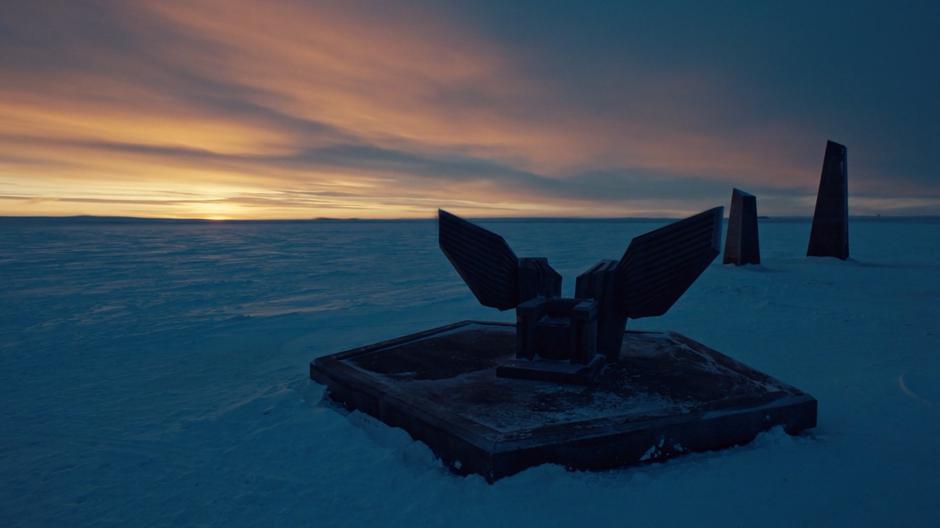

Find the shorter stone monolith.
xmin=724 ymin=188 xmax=760 ymax=265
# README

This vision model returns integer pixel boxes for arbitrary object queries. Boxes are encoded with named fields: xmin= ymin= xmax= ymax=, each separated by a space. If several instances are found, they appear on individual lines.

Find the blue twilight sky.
xmin=0 ymin=0 xmax=938 ymax=218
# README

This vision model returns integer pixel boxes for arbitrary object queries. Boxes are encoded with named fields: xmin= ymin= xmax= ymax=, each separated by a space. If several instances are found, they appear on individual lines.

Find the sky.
xmin=1 ymin=1 xmax=938 ymax=219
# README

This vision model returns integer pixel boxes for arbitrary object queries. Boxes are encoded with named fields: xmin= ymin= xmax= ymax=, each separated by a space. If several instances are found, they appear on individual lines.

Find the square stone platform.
xmin=310 ymin=321 xmax=817 ymax=481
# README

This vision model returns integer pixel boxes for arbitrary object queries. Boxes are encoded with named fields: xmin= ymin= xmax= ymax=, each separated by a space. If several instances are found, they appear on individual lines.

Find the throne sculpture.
xmin=312 ymin=206 xmax=817 ymax=481
xmin=438 ymin=207 xmax=724 ymax=384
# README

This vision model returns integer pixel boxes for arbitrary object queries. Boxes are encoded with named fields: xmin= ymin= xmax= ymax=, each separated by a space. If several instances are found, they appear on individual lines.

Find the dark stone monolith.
xmin=807 ymin=140 xmax=849 ymax=259
xmin=723 ymin=188 xmax=760 ymax=265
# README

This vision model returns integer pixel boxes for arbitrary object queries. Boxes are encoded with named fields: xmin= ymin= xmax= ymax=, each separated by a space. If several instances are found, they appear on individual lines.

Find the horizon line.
xmin=2 ymin=213 xmax=940 ymax=224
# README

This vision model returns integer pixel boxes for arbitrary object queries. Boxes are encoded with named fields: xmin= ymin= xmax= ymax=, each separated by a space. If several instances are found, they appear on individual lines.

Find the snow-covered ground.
xmin=1 ymin=217 xmax=938 ymax=527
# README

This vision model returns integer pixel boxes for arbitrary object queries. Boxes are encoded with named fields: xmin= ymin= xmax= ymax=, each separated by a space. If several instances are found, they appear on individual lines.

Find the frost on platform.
xmin=310 ymin=321 xmax=817 ymax=481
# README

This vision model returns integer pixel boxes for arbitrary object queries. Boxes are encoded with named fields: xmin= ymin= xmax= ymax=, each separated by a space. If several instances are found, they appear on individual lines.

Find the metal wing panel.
xmin=438 ymin=209 xmax=520 ymax=310
xmin=615 ymin=207 xmax=723 ymax=318
xmin=518 ymin=257 xmax=562 ymax=303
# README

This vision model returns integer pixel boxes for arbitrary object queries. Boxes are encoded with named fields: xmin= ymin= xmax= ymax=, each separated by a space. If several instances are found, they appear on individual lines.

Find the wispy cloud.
xmin=1 ymin=1 xmax=938 ymax=218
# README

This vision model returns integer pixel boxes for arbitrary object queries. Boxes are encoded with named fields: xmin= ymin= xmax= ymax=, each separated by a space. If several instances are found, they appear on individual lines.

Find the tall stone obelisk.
xmin=807 ymin=140 xmax=849 ymax=259
xmin=723 ymin=188 xmax=760 ymax=265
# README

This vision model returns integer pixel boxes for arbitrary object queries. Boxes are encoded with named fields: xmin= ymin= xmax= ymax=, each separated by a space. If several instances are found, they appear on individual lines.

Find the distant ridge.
xmin=0 ymin=215 xmax=221 ymax=224
xmin=1 ymin=215 xmax=710 ymax=224
xmin=2 ymin=215 xmax=939 ymax=224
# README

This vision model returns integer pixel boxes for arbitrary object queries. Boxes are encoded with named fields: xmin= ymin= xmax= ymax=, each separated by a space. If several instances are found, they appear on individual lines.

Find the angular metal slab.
xmin=496 ymin=355 xmax=605 ymax=385
xmin=310 ymin=321 xmax=817 ymax=482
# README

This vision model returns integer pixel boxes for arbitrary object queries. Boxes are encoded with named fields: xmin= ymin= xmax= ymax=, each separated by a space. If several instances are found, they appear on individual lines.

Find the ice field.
xmin=1 ymin=217 xmax=938 ymax=527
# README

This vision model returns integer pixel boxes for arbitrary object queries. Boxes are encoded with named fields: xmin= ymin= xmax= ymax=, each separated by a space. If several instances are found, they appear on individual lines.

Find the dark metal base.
xmin=496 ymin=355 xmax=605 ymax=385
xmin=310 ymin=321 xmax=817 ymax=482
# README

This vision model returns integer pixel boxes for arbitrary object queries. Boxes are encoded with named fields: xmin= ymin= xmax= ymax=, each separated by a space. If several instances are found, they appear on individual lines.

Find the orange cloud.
xmin=0 ymin=1 xmax=932 ymax=218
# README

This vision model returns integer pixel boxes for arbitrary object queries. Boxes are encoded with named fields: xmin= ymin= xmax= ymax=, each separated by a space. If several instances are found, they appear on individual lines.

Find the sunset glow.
xmin=2 ymin=1 xmax=938 ymax=219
